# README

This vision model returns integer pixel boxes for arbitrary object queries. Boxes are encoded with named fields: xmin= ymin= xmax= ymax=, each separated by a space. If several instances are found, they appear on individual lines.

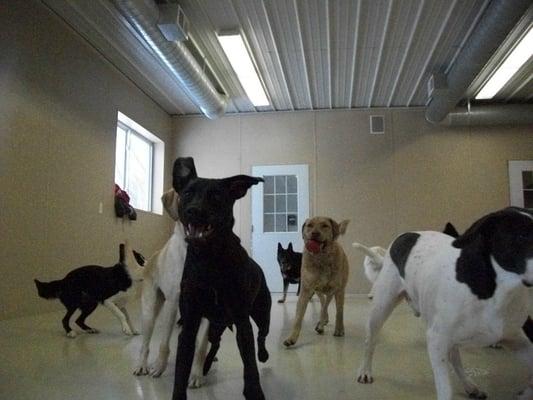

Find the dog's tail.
xmin=352 ymin=242 xmax=386 ymax=283
xmin=122 ymin=240 xmax=145 ymax=281
xmin=352 ymin=243 xmax=384 ymax=265
xmin=34 ymin=279 xmax=62 ymax=299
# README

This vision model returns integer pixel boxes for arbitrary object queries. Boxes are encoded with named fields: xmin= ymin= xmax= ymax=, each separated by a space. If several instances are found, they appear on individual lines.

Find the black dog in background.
xmin=171 ymin=157 xmax=271 ymax=400
xmin=444 ymin=222 xmax=533 ymax=343
xmin=277 ymin=242 xmax=303 ymax=303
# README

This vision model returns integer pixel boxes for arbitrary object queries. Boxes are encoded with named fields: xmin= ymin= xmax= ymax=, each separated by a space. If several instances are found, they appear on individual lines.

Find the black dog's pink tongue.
xmin=306 ymin=240 xmax=321 ymax=254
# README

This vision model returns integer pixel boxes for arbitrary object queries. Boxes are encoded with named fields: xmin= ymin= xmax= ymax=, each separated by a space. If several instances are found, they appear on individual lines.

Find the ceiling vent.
xmin=427 ymin=73 xmax=447 ymax=101
xmin=157 ymin=3 xmax=189 ymax=42
xmin=370 ymin=115 xmax=385 ymax=134
xmin=113 ymin=0 xmax=227 ymax=119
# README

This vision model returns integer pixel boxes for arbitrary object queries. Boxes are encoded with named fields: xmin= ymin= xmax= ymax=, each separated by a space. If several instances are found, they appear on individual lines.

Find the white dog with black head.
xmin=357 ymin=207 xmax=533 ymax=400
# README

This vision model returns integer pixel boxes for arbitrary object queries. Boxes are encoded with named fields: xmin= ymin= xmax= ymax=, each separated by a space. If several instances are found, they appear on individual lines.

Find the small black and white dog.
xmin=357 ymin=207 xmax=533 ymax=400
xmin=277 ymin=242 xmax=303 ymax=303
xmin=34 ymin=242 xmax=144 ymax=337
xmin=171 ymin=157 xmax=271 ymax=400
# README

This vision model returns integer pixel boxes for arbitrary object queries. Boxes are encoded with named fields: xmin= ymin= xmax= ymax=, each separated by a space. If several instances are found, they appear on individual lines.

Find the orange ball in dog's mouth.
xmin=305 ymin=240 xmax=321 ymax=254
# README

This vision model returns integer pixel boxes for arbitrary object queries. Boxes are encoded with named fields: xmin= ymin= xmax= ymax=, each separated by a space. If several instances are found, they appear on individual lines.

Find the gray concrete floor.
xmin=0 ymin=296 xmax=527 ymax=400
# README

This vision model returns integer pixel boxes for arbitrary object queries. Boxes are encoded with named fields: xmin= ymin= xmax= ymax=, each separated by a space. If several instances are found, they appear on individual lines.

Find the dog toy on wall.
xmin=114 ymin=184 xmax=137 ymax=220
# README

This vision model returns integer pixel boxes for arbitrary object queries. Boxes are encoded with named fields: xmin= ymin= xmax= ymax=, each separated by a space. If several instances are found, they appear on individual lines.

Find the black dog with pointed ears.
xmin=171 ymin=157 xmax=272 ymax=400
xmin=277 ymin=242 xmax=303 ymax=303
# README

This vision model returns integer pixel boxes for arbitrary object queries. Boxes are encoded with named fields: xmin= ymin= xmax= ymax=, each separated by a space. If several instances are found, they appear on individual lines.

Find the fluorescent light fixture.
xmin=217 ymin=33 xmax=270 ymax=106
xmin=476 ymin=27 xmax=533 ymax=100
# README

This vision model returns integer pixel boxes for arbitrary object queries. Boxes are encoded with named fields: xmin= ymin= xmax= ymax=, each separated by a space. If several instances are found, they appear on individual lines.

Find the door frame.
xmin=251 ymin=164 xmax=310 ymax=292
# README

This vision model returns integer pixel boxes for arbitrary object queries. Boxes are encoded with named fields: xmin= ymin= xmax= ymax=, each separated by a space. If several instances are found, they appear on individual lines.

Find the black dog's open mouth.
xmin=185 ymin=223 xmax=214 ymax=241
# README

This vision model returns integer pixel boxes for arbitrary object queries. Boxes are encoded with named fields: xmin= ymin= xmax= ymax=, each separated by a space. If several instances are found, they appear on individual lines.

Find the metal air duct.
xmin=113 ymin=0 xmax=227 ymax=119
xmin=425 ymin=0 xmax=531 ymax=124
xmin=442 ymin=104 xmax=533 ymax=126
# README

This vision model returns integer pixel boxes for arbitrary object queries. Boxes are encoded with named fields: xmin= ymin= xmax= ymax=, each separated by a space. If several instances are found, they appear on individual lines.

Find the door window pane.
xmin=263 ymin=195 xmax=274 ymax=213
xmin=263 ymin=174 xmax=299 ymax=233
xmin=275 ymin=194 xmax=286 ymax=212
xmin=275 ymin=214 xmax=287 ymax=232
xmin=287 ymin=175 xmax=297 ymax=193
xmin=264 ymin=214 xmax=274 ymax=232
xmin=287 ymin=194 xmax=298 ymax=213
xmin=275 ymin=176 xmax=286 ymax=193
xmin=287 ymin=213 xmax=298 ymax=232
xmin=263 ymin=176 xmax=275 ymax=194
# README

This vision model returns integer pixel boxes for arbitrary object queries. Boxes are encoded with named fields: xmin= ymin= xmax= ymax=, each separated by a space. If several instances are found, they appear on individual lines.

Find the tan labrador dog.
xmin=284 ymin=217 xmax=350 ymax=347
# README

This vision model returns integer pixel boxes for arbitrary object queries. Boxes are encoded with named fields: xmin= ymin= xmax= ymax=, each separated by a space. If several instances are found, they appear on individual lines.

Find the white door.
xmin=509 ymin=160 xmax=533 ymax=209
xmin=251 ymin=165 xmax=309 ymax=292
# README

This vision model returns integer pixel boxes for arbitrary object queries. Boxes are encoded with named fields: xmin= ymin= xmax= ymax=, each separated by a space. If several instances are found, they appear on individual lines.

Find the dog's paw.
xmin=315 ymin=324 xmax=324 ymax=335
xmin=467 ymin=388 xmax=487 ymax=399
xmin=133 ymin=364 xmax=150 ymax=376
xmin=149 ymin=358 xmax=168 ymax=378
xmin=357 ymin=365 xmax=374 ymax=384
xmin=243 ymin=384 xmax=266 ymax=400
xmin=257 ymin=348 xmax=269 ymax=363
xmin=333 ymin=328 xmax=344 ymax=337
xmin=357 ymin=372 xmax=374 ymax=384
xmin=283 ymin=338 xmax=296 ymax=347
xmin=188 ymin=373 xmax=204 ymax=389
xmin=66 ymin=331 xmax=77 ymax=338
xmin=122 ymin=326 xmax=135 ymax=335
xmin=84 ymin=328 xmax=99 ymax=334
xmin=277 ymin=298 xmax=285 ymax=303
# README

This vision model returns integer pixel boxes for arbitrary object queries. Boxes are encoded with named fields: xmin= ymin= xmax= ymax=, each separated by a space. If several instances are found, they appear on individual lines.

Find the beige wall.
xmin=2 ymin=1 xmax=531 ymax=320
xmin=173 ymin=110 xmax=533 ymax=295
xmin=0 ymin=1 xmax=174 ymax=319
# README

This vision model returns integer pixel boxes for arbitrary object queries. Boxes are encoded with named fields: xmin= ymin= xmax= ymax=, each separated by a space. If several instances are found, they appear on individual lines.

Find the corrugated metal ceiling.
xmin=46 ymin=0 xmax=532 ymax=116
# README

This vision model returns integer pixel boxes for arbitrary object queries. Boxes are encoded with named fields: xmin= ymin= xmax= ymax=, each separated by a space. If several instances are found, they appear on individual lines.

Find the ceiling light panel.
xmin=476 ymin=26 xmax=533 ymax=100
xmin=217 ymin=33 xmax=270 ymax=107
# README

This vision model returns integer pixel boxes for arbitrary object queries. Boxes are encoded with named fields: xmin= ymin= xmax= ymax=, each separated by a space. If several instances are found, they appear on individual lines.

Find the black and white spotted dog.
xmin=357 ymin=207 xmax=533 ymax=400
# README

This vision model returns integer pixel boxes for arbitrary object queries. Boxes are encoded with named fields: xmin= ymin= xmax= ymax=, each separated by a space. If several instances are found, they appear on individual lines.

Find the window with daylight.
xmin=263 ymin=175 xmax=299 ymax=233
xmin=114 ymin=112 xmax=164 ymax=214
